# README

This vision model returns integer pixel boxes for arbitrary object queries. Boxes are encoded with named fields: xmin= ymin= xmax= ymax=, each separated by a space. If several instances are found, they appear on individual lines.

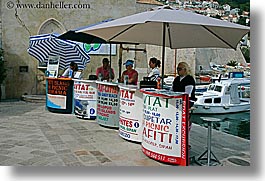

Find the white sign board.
xmin=47 ymin=56 xmax=59 ymax=78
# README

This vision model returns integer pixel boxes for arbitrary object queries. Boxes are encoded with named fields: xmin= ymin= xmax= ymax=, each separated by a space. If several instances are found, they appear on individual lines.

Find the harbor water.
xmin=191 ymin=111 xmax=250 ymax=140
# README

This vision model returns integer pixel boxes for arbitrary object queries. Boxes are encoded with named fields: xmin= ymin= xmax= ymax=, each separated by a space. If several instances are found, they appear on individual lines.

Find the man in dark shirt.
xmin=96 ymin=58 xmax=115 ymax=81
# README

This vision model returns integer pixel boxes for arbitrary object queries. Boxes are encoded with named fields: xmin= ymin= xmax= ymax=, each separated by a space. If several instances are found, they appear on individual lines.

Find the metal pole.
xmin=161 ymin=23 xmax=166 ymax=89
xmin=207 ymin=121 xmax=212 ymax=166
xmin=109 ymin=43 xmax=112 ymax=81
xmin=174 ymin=49 xmax=177 ymax=77
xmin=109 ymin=43 xmax=112 ymax=67
xmin=118 ymin=44 xmax=123 ymax=80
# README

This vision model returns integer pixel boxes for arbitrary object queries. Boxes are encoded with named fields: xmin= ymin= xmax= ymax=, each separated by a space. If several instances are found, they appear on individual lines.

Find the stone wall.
xmin=195 ymin=47 xmax=247 ymax=72
xmin=1 ymin=0 xmax=246 ymax=98
xmin=1 ymin=0 xmax=158 ymax=98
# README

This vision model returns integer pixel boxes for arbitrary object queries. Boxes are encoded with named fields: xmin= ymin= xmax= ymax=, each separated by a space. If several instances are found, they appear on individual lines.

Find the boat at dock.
xmin=193 ymin=78 xmax=250 ymax=114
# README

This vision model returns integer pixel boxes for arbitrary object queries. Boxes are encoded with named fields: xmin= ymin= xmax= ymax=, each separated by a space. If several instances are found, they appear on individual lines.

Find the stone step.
xmin=21 ymin=94 xmax=46 ymax=103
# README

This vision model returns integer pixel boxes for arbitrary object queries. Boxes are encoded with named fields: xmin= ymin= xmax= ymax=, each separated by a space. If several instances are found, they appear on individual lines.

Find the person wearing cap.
xmin=61 ymin=61 xmax=78 ymax=78
xmin=96 ymin=58 xmax=115 ymax=81
xmin=120 ymin=59 xmax=138 ymax=85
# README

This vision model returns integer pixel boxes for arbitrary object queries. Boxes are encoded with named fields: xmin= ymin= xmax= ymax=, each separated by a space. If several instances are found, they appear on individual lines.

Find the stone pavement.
xmin=0 ymin=101 xmax=250 ymax=166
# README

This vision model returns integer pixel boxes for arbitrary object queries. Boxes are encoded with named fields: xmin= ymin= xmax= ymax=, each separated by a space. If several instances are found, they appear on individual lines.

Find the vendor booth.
xmin=118 ymin=85 xmax=144 ymax=142
xmin=96 ymin=81 xmax=120 ymax=128
xmin=141 ymin=89 xmax=189 ymax=166
xmin=46 ymin=77 xmax=74 ymax=113
xmin=73 ymin=79 xmax=97 ymax=119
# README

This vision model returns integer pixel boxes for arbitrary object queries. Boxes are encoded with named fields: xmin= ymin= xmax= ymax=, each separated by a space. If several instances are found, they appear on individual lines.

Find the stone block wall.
xmin=0 ymin=0 xmax=158 ymax=98
xmin=1 ymin=0 xmax=247 ymax=98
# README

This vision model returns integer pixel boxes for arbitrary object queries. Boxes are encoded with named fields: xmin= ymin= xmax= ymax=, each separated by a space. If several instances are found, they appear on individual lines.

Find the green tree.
xmin=241 ymin=46 xmax=250 ymax=63
xmin=227 ymin=60 xmax=238 ymax=66
xmin=237 ymin=16 xmax=247 ymax=26
xmin=211 ymin=14 xmax=222 ymax=19
xmin=216 ymin=0 xmax=250 ymax=12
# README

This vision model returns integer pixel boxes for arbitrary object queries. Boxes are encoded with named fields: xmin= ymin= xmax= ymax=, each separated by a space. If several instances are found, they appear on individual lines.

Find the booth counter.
xmin=140 ymin=89 xmax=189 ymax=166
xmin=46 ymin=77 xmax=190 ymax=165
xmin=118 ymin=85 xmax=144 ymax=142
xmin=73 ymin=79 xmax=97 ymax=119
xmin=46 ymin=77 xmax=74 ymax=113
xmin=96 ymin=81 xmax=120 ymax=128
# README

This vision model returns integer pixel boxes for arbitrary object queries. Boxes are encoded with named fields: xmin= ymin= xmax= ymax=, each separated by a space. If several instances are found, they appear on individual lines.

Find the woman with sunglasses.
xmin=172 ymin=62 xmax=196 ymax=104
xmin=172 ymin=62 xmax=196 ymax=149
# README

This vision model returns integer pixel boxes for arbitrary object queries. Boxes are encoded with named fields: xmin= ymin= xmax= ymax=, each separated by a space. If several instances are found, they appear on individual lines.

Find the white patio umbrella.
xmin=78 ymin=6 xmax=250 ymax=85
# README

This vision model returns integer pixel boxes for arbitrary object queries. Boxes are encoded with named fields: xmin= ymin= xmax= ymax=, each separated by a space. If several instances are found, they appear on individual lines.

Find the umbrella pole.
xmin=109 ymin=43 xmax=112 ymax=81
xmin=118 ymin=44 xmax=123 ymax=80
xmin=174 ymin=49 xmax=177 ymax=77
xmin=161 ymin=23 xmax=166 ymax=89
xmin=109 ymin=43 xmax=112 ymax=67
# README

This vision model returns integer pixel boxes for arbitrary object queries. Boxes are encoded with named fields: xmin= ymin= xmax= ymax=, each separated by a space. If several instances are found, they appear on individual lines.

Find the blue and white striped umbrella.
xmin=27 ymin=33 xmax=90 ymax=70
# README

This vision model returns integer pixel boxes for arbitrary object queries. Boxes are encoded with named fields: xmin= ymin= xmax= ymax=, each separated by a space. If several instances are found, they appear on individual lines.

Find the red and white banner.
xmin=141 ymin=90 xmax=189 ymax=166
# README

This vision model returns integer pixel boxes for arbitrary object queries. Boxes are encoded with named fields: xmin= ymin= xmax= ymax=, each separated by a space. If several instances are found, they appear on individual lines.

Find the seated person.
xmin=148 ymin=57 xmax=161 ymax=81
xmin=96 ymin=58 xmax=115 ymax=81
xmin=172 ymin=62 xmax=196 ymax=105
xmin=120 ymin=59 xmax=138 ymax=85
xmin=61 ymin=61 xmax=78 ymax=78
xmin=172 ymin=61 xmax=196 ymax=135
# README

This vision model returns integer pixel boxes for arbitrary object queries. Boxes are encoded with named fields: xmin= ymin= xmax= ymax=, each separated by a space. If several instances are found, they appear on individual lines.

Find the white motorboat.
xmin=193 ymin=78 xmax=250 ymax=114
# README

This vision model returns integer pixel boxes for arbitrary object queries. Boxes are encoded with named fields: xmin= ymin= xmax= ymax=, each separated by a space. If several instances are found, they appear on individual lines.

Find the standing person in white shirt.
xmin=148 ymin=57 xmax=161 ymax=81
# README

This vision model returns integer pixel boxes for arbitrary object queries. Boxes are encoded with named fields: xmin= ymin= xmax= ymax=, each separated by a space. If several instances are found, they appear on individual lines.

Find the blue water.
xmin=191 ymin=111 xmax=250 ymax=140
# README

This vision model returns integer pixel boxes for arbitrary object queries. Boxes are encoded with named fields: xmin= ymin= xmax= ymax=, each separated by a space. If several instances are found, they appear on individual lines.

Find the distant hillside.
xmin=216 ymin=0 xmax=250 ymax=11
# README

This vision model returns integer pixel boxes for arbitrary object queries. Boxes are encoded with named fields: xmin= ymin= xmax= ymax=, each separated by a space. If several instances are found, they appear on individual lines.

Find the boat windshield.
xmin=208 ymin=84 xmax=222 ymax=92
xmin=208 ymin=84 xmax=215 ymax=90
